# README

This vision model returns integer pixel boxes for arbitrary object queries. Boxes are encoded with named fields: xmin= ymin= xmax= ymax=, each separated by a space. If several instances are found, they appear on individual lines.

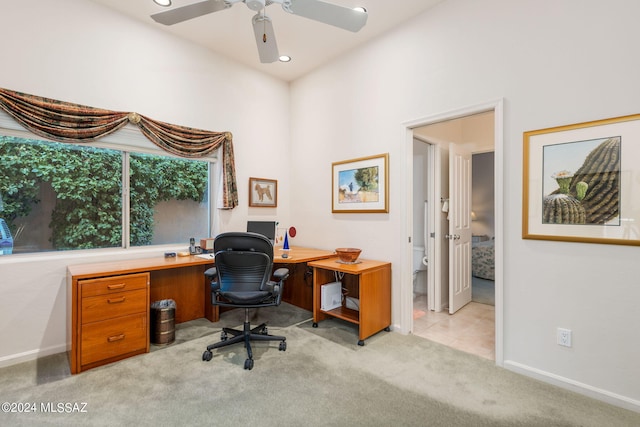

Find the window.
xmin=129 ymin=152 xmax=209 ymax=247
xmin=0 ymin=133 xmax=212 ymax=255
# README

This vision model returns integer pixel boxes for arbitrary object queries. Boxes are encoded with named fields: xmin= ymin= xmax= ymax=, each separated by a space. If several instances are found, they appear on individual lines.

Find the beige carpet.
xmin=1 ymin=303 xmax=638 ymax=426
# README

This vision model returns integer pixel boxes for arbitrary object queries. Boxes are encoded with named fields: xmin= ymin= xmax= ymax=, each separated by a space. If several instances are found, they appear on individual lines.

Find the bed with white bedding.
xmin=472 ymin=239 xmax=495 ymax=281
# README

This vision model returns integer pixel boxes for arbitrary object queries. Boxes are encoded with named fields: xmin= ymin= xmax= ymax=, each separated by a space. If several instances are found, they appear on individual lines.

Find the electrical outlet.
xmin=557 ymin=328 xmax=572 ymax=347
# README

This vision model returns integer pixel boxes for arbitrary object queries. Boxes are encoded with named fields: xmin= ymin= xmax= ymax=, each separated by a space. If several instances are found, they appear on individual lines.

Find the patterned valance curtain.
xmin=0 ymin=87 xmax=238 ymax=209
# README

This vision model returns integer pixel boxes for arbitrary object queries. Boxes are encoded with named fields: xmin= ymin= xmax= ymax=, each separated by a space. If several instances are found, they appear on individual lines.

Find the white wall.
xmin=289 ymin=0 xmax=640 ymax=410
xmin=0 ymin=0 xmax=290 ymax=364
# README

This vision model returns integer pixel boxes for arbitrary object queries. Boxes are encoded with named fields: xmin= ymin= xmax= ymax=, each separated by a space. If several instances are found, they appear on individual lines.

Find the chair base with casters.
xmin=201 ymin=232 xmax=289 ymax=370
xmin=202 ymin=307 xmax=286 ymax=370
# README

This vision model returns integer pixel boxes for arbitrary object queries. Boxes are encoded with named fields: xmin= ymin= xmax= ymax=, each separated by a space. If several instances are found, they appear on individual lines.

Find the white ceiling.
xmin=88 ymin=0 xmax=443 ymax=82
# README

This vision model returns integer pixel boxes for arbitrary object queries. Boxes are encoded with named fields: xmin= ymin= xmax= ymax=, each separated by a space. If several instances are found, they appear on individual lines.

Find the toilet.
xmin=413 ymin=246 xmax=428 ymax=295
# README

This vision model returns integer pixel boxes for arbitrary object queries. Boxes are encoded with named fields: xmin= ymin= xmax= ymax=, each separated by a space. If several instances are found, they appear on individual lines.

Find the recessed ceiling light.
xmin=279 ymin=55 xmax=292 ymax=63
xmin=153 ymin=0 xmax=172 ymax=7
xmin=353 ymin=7 xmax=367 ymax=13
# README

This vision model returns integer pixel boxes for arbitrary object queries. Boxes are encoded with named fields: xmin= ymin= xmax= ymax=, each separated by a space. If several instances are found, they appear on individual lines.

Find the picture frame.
xmin=522 ymin=114 xmax=640 ymax=246
xmin=332 ymin=153 xmax=389 ymax=213
xmin=249 ymin=177 xmax=277 ymax=207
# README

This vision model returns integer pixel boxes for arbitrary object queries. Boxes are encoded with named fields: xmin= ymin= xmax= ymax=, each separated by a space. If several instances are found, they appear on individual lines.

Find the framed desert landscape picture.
xmin=332 ymin=153 xmax=388 ymax=213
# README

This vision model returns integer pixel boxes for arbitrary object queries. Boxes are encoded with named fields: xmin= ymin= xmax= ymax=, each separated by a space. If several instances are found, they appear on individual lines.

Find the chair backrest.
xmin=214 ymin=232 xmax=274 ymax=261
xmin=213 ymin=232 xmax=274 ymax=293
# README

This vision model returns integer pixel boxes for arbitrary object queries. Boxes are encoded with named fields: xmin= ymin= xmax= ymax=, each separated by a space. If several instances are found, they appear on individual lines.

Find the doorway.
xmin=403 ymin=100 xmax=503 ymax=364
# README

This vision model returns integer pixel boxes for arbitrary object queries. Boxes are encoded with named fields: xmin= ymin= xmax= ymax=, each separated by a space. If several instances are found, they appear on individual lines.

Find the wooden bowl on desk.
xmin=335 ymin=248 xmax=361 ymax=263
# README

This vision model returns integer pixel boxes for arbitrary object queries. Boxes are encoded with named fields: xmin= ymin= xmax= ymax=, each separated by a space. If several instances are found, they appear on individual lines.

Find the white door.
xmin=427 ymin=142 xmax=439 ymax=312
xmin=448 ymin=143 xmax=472 ymax=314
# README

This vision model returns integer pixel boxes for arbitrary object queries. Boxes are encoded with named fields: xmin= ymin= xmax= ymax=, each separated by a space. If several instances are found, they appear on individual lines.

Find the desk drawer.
xmin=81 ymin=288 xmax=148 ymax=324
xmin=81 ymin=313 xmax=147 ymax=367
xmin=80 ymin=273 xmax=149 ymax=297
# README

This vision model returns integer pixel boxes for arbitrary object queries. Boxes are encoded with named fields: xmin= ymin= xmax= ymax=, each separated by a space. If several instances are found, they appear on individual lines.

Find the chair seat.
xmin=219 ymin=290 xmax=270 ymax=305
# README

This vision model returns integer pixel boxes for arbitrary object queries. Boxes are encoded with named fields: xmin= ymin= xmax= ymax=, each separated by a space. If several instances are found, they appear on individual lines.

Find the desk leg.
xmin=312 ymin=268 xmax=333 ymax=324
xmin=204 ymin=276 xmax=219 ymax=322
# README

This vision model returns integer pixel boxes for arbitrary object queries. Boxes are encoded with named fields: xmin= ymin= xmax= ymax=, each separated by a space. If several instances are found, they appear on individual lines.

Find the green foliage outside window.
xmin=0 ymin=136 xmax=208 ymax=251
xmin=129 ymin=153 xmax=208 ymax=246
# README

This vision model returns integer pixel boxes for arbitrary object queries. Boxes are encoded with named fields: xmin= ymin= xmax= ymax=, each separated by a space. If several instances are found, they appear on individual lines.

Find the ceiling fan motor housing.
xmin=246 ymin=0 xmax=266 ymax=11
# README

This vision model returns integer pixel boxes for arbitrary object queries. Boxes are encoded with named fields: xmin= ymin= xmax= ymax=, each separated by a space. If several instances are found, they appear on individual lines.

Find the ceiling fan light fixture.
xmin=153 ymin=0 xmax=172 ymax=7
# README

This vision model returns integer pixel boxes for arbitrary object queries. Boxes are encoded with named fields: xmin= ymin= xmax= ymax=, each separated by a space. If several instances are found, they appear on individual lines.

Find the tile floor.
xmin=412 ymin=293 xmax=495 ymax=360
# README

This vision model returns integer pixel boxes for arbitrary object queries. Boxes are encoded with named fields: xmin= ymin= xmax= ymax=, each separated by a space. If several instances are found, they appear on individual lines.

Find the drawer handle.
xmin=107 ymin=297 xmax=126 ymax=304
xmin=107 ymin=283 xmax=126 ymax=290
xmin=107 ymin=334 xmax=125 ymax=342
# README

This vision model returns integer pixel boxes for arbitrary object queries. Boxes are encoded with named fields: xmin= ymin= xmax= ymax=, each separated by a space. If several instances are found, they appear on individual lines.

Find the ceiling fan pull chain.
xmin=262 ymin=8 xmax=267 ymax=43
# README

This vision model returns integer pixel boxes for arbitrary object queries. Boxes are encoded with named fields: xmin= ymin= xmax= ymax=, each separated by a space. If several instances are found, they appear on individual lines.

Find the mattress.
xmin=472 ymin=239 xmax=495 ymax=281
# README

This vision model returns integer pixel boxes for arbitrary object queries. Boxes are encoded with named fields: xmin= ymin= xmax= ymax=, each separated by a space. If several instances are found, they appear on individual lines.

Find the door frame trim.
xmin=401 ymin=99 xmax=504 ymax=366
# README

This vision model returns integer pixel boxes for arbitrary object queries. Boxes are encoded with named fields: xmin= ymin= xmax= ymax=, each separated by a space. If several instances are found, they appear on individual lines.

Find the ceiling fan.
xmin=151 ymin=0 xmax=368 ymax=63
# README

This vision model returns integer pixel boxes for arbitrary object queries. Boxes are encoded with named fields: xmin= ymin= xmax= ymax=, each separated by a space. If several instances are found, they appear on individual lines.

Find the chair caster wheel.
xmin=221 ymin=331 xmax=228 ymax=341
xmin=358 ymin=340 xmax=365 ymax=346
xmin=312 ymin=322 xmax=318 ymax=328
xmin=279 ymin=341 xmax=287 ymax=351
xmin=262 ymin=327 xmax=268 ymax=335
xmin=202 ymin=350 xmax=213 ymax=361
xmin=244 ymin=358 xmax=254 ymax=370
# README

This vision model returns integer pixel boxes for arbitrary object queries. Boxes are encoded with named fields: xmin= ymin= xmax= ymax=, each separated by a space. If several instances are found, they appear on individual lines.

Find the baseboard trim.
xmin=504 ymin=360 xmax=640 ymax=413
xmin=0 ymin=344 xmax=68 ymax=369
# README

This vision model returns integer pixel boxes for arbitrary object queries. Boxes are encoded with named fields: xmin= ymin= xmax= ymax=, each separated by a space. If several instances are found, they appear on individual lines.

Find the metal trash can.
xmin=150 ymin=299 xmax=176 ymax=345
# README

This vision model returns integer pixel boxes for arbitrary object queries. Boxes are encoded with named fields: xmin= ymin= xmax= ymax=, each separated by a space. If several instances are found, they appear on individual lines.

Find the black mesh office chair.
xmin=202 ymin=232 xmax=289 ymax=370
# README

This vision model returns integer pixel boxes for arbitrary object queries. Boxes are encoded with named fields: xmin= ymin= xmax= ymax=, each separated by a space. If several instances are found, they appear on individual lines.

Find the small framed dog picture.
xmin=249 ymin=177 xmax=277 ymax=207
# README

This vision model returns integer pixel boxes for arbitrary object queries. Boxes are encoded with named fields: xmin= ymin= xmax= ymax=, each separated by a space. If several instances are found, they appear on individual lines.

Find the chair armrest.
xmin=204 ymin=267 xmax=217 ymax=280
xmin=210 ymin=281 xmax=221 ymax=293
xmin=205 ymin=267 xmax=221 ymax=293
xmin=273 ymin=267 xmax=290 ymax=282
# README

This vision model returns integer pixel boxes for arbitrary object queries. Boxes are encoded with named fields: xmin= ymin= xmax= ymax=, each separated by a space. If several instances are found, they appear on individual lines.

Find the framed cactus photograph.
xmin=523 ymin=114 xmax=640 ymax=246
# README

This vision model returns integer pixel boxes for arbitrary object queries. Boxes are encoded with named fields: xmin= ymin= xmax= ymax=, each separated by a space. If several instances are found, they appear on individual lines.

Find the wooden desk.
xmin=68 ymin=255 xmax=214 ymax=373
xmin=309 ymin=258 xmax=391 ymax=346
xmin=68 ymin=246 xmax=334 ymax=373
xmin=68 ymin=255 xmax=215 ymax=323
xmin=273 ymin=247 xmax=335 ymax=311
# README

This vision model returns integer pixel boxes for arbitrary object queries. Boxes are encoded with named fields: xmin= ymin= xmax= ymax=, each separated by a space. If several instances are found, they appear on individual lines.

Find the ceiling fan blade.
xmin=284 ymin=0 xmax=368 ymax=32
xmin=151 ymin=0 xmax=231 ymax=26
xmin=252 ymin=14 xmax=280 ymax=63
